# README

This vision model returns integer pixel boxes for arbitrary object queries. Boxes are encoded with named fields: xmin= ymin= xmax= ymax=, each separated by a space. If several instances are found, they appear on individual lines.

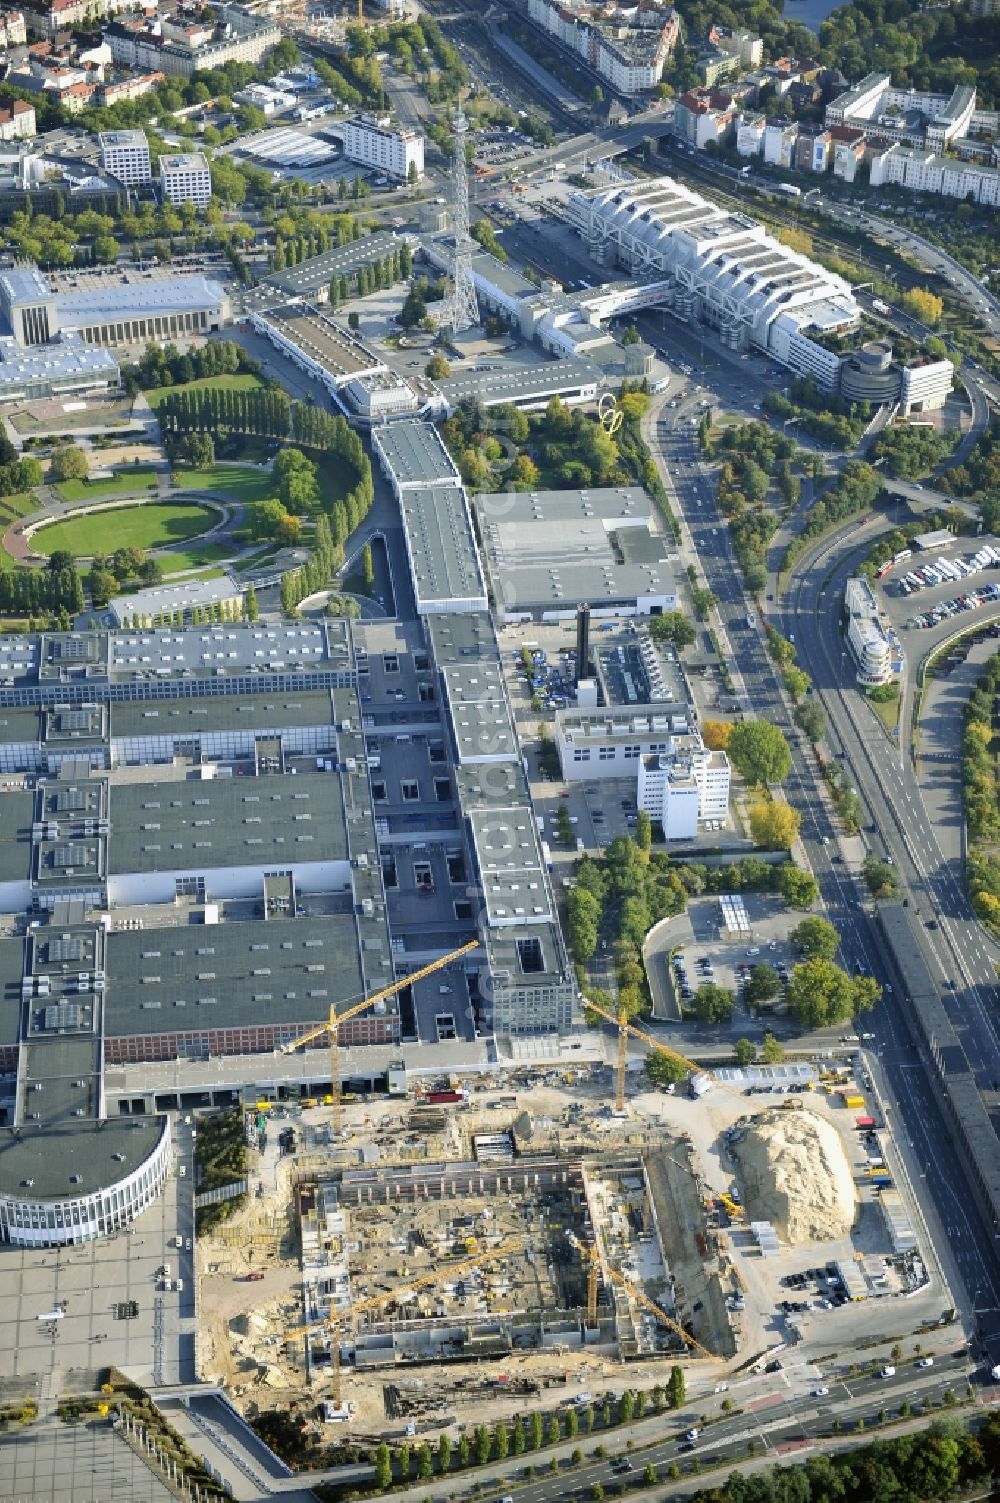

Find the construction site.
xmin=197 ymin=1074 xmax=747 ymax=1432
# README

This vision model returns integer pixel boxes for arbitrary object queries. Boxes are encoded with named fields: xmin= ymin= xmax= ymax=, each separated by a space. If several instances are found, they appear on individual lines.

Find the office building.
xmin=159 ymin=151 xmax=211 ymax=207
xmin=636 ymin=738 xmax=731 ymax=839
xmin=341 ymin=114 xmax=424 ymax=181
xmin=98 ymin=128 xmax=151 ymax=186
xmin=844 ymin=576 xmax=895 ymax=686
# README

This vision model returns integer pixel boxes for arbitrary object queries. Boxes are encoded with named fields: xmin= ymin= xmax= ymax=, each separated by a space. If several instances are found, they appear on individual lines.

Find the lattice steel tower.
xmin=445 ymin=105 xmax=479 ymax=333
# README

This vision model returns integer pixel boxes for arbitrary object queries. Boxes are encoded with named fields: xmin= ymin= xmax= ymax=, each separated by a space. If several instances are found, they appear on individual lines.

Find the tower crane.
xmin=580 ymin=1242 xmax=722 ymax=1363
xmin=583 ymin=999 xmax=706 ymax=1114
xmin=286 ymin=1236 xmax=521 ymax=1405
xmin=280 ymin=940 xmax=478 ymax=1137
xmin=602 ymin=1261 xmax=724 ymax=1365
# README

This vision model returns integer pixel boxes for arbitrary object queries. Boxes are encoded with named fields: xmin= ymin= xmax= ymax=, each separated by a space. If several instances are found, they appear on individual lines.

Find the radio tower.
xmin=445 ymin=104 xmax=478 ymax=334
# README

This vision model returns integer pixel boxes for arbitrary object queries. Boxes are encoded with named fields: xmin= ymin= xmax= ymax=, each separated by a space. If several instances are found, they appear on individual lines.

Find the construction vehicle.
xmin=716 ymin=1193 xmax=744 ymax=1222
xmin=280 ymin=940 xmax=478 ymax=1137
xmin=286 ymin=1237 xmax=521 ymax=1405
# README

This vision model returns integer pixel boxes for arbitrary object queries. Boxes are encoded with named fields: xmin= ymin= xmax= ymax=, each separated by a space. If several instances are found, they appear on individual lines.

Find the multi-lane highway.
xmin=636 ymin=348 xmax=1000 ymax=1326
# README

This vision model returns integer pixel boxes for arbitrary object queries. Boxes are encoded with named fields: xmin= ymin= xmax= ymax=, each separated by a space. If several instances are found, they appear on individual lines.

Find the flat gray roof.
xmin=486 ymin=922 xmax=565 ymax=986
xmin=108 ymin=769 xmax=347 ymax=875
xmin=0 ymin=789 xmax=36 ymax=884
xmin=0 ymin=1117 xmax=166 ymax=1203
xmin=0 ymin=706 xmax=40 ymax=745
xmin=0 ymin=936 xmax=25 ymax=1048
xmin=474 ymin=484 xmax=674 ymax=612
xmin=424 ymin=612 xmax=500 ymax=667
xmin=260 ymin=303 xmax=379 ymax=380
xmin=104 ymin=914 xmax=368 ymax=1038
xmin=267 ymin=231 xmax=412 ymax=297
xmin=375 ymin=421 xmax=458 ymax=488
xmin=441 ymin=661 xmax=517 ymax=763
xmin=477 ymin=485 xmax=652 ymax=527
xmin=110 ymin=688 xmax=336 ymax=739
xmin=400 ymin=483 xmax=486 ymax=610
xmin=468 ymin=806 xmax=551 ymax=927
xmin=56 ymin=277 xmax=226 ymax=323
xmin=436 ymin=355 xmax=600 ymax=409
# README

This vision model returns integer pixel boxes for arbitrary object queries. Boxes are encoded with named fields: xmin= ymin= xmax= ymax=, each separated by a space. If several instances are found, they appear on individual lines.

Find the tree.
xmin=728 ymin=721 xmax=792 ymax=786
xmin=50 ymin=446 xmax=89 ymax=483
xmin=494 ymin=1421 xmax=508 ymax=1459
xmin=437 ymin=1432 xmax=452 ymax=1472
xmin=511 ymin=1418 xmax=525 ymax=1455
xmin=399 ymin=287 xmax=427 ymax=328
xmin=863 ymin=854 xmax=898 ymax=898
xmin=786 ymin=959 xmax=880 ymax=1029
xmin=635 ymin=809 xmax=652 ymax=852
xmin=702 ymin=720 xmax=733 ymax=750
xmin=47 ymin=549 xmax=76 ymax=573
xmin=373 ymin=1440 xmax=392 ymax=1490
xmin=692 ymin=982 xmax=733 ymax=1025
xmin=93 ymin=234 xmax=120 ymax=263
xmin=644 ymin=1049 xmax=687 ymax=1088
xmin=529 ymin=1412 xmax=543 ymax=1450
xmin=565 ymin=1408 xmax=579 ymax=1439
xmin=748 ymin=799 xmax=800 ymax=850
xmin=794 ymin=699 xmax=826 ymax=743
xmin=648 ymin=611 xmax=696 ymax=651
xmin=243 ymin=583 xmax=258 ymax=622
xmin=407 ymin=158 xmax=419 ymax=185
xmin=760 ymin=1032 xmax=784 ymax=1064
xmin=779 ymin=866 xmax=819 ymax=909
xmin=734 ymin=1037 xmax=756 ymax=1067
xmin=457 ymin=1433 xmax=470 ymax=1467
xmin=348 ymin=310 xmax=360 ymax=331
xmin=667 ymin=1365 xmax=685 ymax=1409
xmin=416 ymin=1441 xmax=433 ymax=1478
xmin=746 ymin=964 xmax=781 ymax=1005
xmin=791 ymin=915 xmax=840 ymax=960
xmin=901 ymin=287 xmax=944 ymax=327
xmin=425 ymin=353 xmax=451 ymax=380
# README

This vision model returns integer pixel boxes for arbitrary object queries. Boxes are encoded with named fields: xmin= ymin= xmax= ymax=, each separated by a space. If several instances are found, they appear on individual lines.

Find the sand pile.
xmin=730 ymin=1109 xmax=856 ymax=1245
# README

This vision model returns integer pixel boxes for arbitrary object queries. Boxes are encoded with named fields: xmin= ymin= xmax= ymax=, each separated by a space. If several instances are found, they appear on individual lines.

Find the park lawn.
xmin=158 ymin=541 xmax=233 ymax=576
xmin=145 ymin=374 xmax=263 ymax=409
xmin=0 ymin=493 xmax=37 ymax=520
xmin=176 ymin=465 xmax=275 ymax=504
xmin=56 ymin=467 xmax=158 ymax=503
xmin=33 ymin=500 xmax=215 ymax=559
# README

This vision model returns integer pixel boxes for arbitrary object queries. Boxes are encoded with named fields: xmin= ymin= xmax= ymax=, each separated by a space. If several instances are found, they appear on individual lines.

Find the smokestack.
xmin=575 ymin=605 xmax=590 ymax=687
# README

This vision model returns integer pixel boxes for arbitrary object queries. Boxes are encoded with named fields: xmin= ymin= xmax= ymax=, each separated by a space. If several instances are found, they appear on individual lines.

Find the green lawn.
xmin=56 ymin=467 xmax=158 ymax=503
xmin=0 ymin=492 xmax=36 ymax=523
xmin=175 ymin=466 xmax=275 ymax=504
xmin=158 ymin=541 xmax=234 ymax=576
xmin=145 ymin=374 xmax=264 ymax=409
xmin=33 ymin=501 xmax=216 ymax=559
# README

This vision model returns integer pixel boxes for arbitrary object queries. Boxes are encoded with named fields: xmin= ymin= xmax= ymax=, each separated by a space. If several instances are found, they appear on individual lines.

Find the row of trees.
xmin=328 ymin=244 xmax=412 ymax=309
xmin=783 ymin=461 xmax=883 ymax=573
xmin=158 ymin=385 xmax=292 ymax=443
xmin=372 ymin=1373 xmax=687 ymax=1488
xmin=127 ymin=339 xmax=254 ymax=394
xmin=963 ymin=651 xmax=1000 ymax=931
xmin=270 ymin=214 xmax=364 ymax=271
xmin=0 ymin=564 xmax=83 ymax=620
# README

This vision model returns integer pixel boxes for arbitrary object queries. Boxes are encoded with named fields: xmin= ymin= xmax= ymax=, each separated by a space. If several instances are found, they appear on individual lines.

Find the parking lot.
xmin=647 ymin=893 xmax=814 ymax=1033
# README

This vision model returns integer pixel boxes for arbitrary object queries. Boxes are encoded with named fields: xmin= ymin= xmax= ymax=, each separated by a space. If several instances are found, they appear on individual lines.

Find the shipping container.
xmin=855 ymin=1115 xmax=877 ymax=1129
xmin=426 ymin=1090 xmax=465 ymax=1105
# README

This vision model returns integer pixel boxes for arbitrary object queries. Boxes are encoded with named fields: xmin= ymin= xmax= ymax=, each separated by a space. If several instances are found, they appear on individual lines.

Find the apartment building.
xmin=869 ymin=141 xmax=1000 ymax=207
xmin=341 ymin=113 xmax=424 ymax=181
xmin=0 ymin=100 xmax=35 ymax=141
xmin=0 ymin=9 xmax=27 ymax=45
xmin=525 ymin=0 xmax=680 ymax=95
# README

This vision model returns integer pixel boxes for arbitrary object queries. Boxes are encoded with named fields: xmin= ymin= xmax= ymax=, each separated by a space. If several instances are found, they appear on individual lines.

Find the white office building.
xmin=636 ymin=741 xmax=731 ymax=839
xmin=98 ymin=128 xmax=151 ymax=186
xmin=341 ymin=114 xmax=423 ymax=181
xmin=845 ymin=576 xmax=894 ymax=686
xmin=159 ymin=151 xmax=212 ymax=207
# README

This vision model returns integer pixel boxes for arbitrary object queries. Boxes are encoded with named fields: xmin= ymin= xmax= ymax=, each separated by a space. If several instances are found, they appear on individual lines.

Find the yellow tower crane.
xmin=287 ymin=1236 xmax=521 ymax=1405
xmin=601 ymin=1259 xmax=724 ymax=1365
xmin=584 ymin=999 xmax=707 ymax=1114
xmin=281 ymin=940 xmax=479 ymax=1137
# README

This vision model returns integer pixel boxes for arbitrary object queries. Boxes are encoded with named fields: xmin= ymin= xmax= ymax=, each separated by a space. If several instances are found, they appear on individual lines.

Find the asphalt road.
xmin=782 ymin=518 xmax=1000 ymax=1318
xmin=624 ymin=306 xmax=1000 ymax=1328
